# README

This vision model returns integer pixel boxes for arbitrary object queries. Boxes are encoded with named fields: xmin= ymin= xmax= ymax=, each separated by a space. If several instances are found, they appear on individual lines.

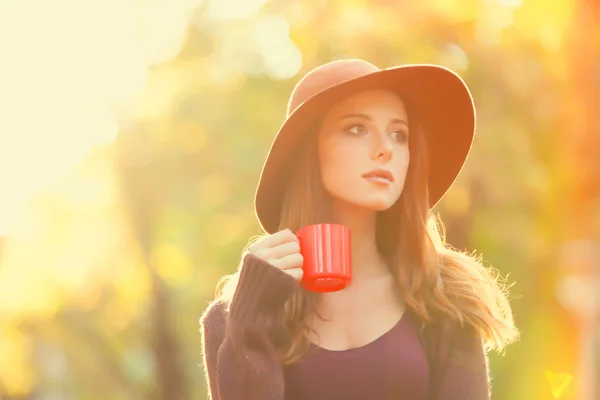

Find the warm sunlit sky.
xmin=0 ymin=0 xmax=292 ymax=235
xmin=0 ymin=0 xmax=308 ymax=326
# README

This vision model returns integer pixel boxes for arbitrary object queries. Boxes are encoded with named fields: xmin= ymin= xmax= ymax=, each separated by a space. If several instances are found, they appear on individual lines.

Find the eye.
xmin=345 ymin=124 xmax=368 ymax=135
xmin=390 ymin=130 xmax=409 ymax=143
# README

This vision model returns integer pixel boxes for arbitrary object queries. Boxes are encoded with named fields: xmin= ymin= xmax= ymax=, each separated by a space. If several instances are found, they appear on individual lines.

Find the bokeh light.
xmin=0 ymin=0 xmax=598 ymax=398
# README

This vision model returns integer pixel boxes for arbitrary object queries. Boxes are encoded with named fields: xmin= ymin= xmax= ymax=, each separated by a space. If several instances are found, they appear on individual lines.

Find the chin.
xmin=327 ymin=187 xmax=402 ymax=213
xmin=350 ymin=195 xmax=399 ymax=212
xmin=363 ymin=200 xmax=396 ymax=212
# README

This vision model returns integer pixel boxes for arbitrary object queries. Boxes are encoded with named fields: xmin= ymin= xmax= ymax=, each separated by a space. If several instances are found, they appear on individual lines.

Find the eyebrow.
xmin=339 ymin=113 xmax=409 ymax=127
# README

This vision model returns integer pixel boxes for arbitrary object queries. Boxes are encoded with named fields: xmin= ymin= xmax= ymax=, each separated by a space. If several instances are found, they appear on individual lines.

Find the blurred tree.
xmin=0 ymin=1 xmax=598 ymax=399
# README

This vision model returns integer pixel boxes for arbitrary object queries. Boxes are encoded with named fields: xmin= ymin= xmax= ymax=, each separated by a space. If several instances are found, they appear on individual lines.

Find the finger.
xmin=269 ymin=241 xmax=301 ymax=259
xmin=285 ymin=268 xmax=304 ymax=282
xmin=263 ymin=228 xmax=298 ymax=248
xmin=272 ymin=253 xmax=303 ymax=271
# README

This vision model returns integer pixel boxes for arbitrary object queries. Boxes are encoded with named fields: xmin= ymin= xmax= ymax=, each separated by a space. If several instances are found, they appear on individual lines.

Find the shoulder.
xmin=426 ymin=314 xmax=486 ymax=355
xmin=421 ymin=314 xmax=488 ymax=374
xmin=445 ymin=318 xmax=487 ymax=366
xmin=200 ymin=299 xmax=229 ymax=340
xmin=432 ymin=314 xmax=482 ymax=342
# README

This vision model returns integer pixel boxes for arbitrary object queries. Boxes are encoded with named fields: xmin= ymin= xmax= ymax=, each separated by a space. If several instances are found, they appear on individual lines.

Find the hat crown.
xmin=287 ymin=59 xmax=381 ymax=116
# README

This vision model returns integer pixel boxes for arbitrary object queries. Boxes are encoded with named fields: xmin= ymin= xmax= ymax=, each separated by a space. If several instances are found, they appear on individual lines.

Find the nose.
xmin=370 ymin=132 xmax=393 ymax=161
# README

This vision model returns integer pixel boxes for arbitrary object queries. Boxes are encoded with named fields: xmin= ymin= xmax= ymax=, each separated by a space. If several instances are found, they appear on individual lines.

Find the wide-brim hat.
xmin=254 ymin=59 xmax=476 ymax=234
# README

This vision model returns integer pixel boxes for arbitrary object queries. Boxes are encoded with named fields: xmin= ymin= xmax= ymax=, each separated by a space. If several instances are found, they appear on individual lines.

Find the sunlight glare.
xmin=254 ymin=15 xmax=302 ymax=80
xmin=137 ymin=1 xmax=191 ymax=66
xmin=207 ymin=0 xmax=269 ymax=19
xmin=0 ymin=0 xmax=192 ymax=234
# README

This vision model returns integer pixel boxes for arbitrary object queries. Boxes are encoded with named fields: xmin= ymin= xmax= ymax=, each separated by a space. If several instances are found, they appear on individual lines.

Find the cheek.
xmin=321 ymin=145 xmax=348 ymax=169
xmin=318 ymin=140 xmax=360 ymax=191
xmin=396 ymin=147 xmax=410 ymax=176
xmin=320 ymin=141 xmax=358 ymax=176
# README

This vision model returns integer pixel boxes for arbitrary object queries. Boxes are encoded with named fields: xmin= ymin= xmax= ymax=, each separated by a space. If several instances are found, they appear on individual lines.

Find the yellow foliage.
xmin=0 ymin=324 xmax=35 ymax=396
xmin=151 ymin=243 xmax=194 ymax=287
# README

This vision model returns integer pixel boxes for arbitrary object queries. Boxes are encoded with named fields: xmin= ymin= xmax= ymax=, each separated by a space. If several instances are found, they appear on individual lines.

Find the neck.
xmin=330 ymin=202 xmax=390 ymax=281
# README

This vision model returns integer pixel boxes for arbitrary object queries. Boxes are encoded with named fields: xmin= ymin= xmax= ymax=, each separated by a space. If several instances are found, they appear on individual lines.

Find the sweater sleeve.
xmin=200 ymin=253 xmax=297 ymax=400
xmin=432 ymin=323 xmax=491 ymax=400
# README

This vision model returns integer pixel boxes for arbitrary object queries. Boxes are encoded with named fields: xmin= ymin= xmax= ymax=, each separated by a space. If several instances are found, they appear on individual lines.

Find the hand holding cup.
xmin=248 ymin=228 xmax=304 ymax=282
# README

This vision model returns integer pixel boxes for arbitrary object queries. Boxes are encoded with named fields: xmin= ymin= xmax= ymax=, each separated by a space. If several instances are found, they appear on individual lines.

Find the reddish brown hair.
xmin=218 ymin=100 xmax=518 ymax=364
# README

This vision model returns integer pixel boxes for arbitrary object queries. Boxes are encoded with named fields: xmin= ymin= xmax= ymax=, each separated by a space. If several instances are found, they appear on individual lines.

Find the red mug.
xmin=296 ymin=224 xmax=352 ymax=292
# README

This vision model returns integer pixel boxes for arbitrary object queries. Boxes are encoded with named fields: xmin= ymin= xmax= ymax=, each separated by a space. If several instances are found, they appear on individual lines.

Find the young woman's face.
xmin=317 ymin=89 xmax=410 ymax=212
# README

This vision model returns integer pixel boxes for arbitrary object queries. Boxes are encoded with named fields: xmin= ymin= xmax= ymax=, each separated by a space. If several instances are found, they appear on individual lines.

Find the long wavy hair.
xmin=217 ymin=100 xmax=518 ymax=365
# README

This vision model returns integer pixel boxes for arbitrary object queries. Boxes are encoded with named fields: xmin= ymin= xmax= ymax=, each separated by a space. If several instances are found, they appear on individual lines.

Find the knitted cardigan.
xmin=200 ymin=254 xmax=491 ymax=399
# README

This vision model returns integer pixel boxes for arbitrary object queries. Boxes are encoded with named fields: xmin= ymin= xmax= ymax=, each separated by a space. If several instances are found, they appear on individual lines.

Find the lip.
xmin=362 ymin=168 xmax=394 ymax=182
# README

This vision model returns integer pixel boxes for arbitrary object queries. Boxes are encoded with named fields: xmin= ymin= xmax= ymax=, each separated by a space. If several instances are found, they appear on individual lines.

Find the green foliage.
xmin=0 ymin=0 xmax=597 ymax=399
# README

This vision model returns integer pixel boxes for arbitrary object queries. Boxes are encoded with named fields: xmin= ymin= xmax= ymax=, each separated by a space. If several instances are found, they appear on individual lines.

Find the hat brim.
xmin=255 ymin=65 xmax=476 ymax=234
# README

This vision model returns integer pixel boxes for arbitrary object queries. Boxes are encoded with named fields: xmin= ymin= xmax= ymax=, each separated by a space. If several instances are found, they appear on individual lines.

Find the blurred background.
xmin=0 ymin=0 xmax=599 ymax=399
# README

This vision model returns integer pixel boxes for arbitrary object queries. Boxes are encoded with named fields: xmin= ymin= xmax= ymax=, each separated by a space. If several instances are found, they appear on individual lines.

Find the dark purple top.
xmin=283 ymin=310 xmax=429 ymax=400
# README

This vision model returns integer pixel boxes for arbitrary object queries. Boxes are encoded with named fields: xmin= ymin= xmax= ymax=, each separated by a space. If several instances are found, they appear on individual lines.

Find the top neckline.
xmin=308 ymin=309 xmax=409 ymax=354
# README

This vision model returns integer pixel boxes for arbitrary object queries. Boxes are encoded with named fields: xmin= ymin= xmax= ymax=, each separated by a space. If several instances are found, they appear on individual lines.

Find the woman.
xmin=200 ymin=59 xmax=519 ymax=399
